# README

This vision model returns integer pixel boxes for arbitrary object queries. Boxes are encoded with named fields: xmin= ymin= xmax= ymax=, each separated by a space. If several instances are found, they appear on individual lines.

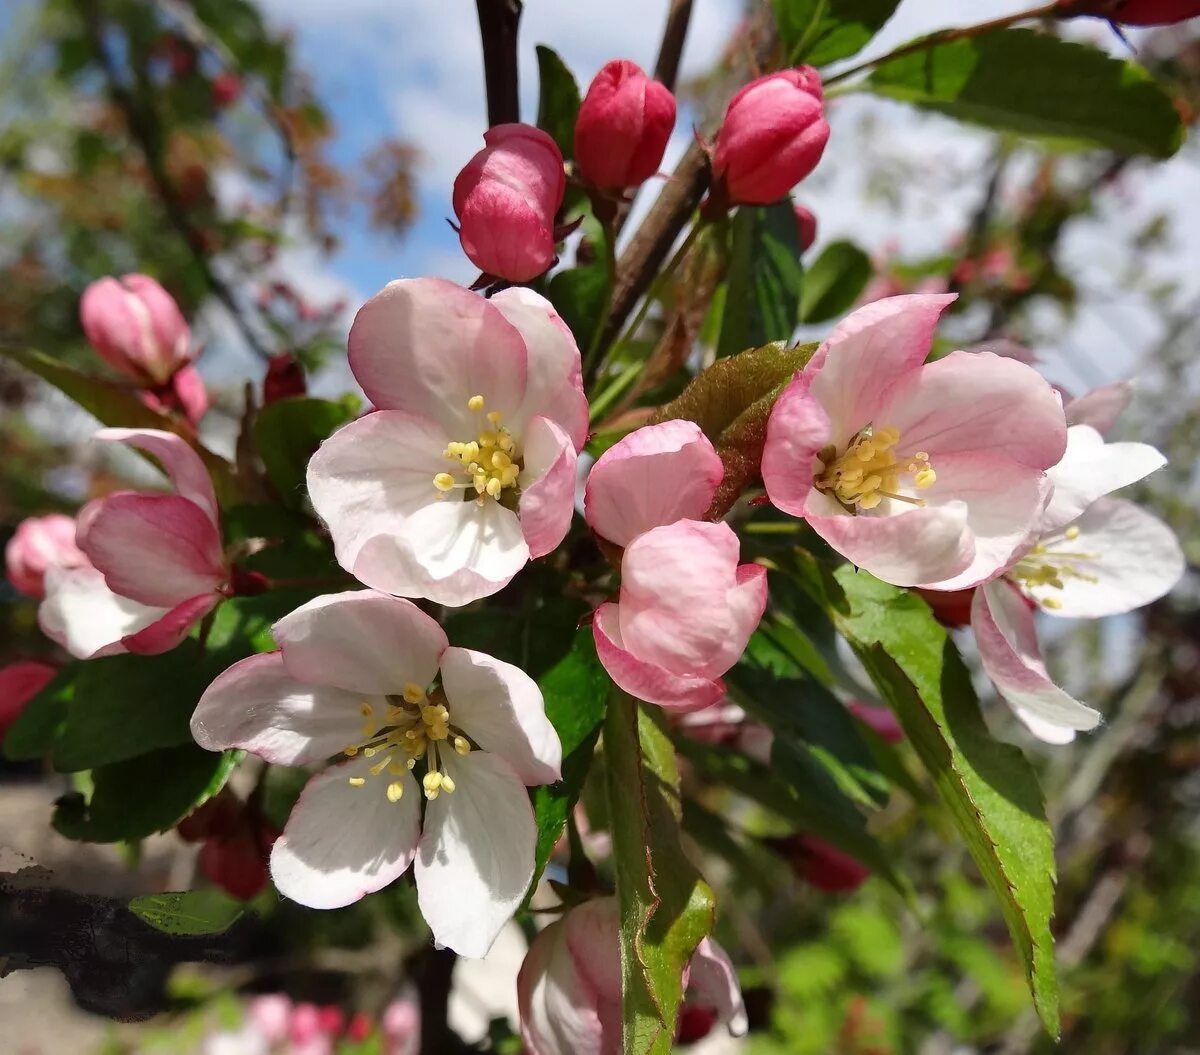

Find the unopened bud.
xmin=575 ymin=59 xmax=676 ymax=190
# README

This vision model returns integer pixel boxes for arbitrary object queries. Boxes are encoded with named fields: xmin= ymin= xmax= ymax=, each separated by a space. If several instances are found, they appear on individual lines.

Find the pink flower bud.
xmin=139 ymin=363 xmax=210 ymax=426
xmin=6 ymin=514 xmax=88 ymax=598
xmin=80 ymin=274 xmax=192 ymax=386
xmin=262 ymin=352 xmax=307 ymax=404
xmin=574 ymin=59 xmax=676 ymax=189
xmin=1063 ymin=0 xmax=1200 ymax=24
xmin=211 ymin=71 xmax=243 ymax=110
xmin=847 ymin=700 xmax=904 ymax=744
xmin=247 ymin=995 xmax=292 ymax=1045
xmin=918 ymin=587 xmax=975 ymax=629
xmin=781 ymin=835 xmax=870 ymax=893
xmin=711 ymin=68 xmax=830 ymax=206
xmin=452 ymin=124 xmax=566 ymax=282
xmin=794 ymin=203 xmax=817 ymax=252
xmin=0 ymin=660 xmax=57 ymax=743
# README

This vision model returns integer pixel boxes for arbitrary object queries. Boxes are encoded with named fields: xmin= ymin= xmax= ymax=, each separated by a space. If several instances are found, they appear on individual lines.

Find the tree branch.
xmin=653 ymin=0 xmax=695 ymax=91
xmin=475 ymin=0 xmax=523 ymax=127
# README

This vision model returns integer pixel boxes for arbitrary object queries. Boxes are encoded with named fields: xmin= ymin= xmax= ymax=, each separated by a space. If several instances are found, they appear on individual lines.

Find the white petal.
xmin=191 ymin=652 xmax=369 ymax=764
xmin=1041 ymin=425 xmax=1166 ymax=533
xmin=440 ymin=647 xmax=562 ymax=785
xmin=37 ymin=564 xmax=166 ymax=659
xmin=1013 ymin=707 xmax=1077 ymax=745
xmin=688 ymin=937 xmax=748 ymax=1036
xmin=517 ymin=914 xmax=609 ymax=1055
xmin=273 ymin=590 xmax=447 ymax=694
xmin=415 ymin=751 xmax=536 ymax=957
xmin=1030 ymin=498 xmax=1184 ymax=619
xmin=271 ymin=756 xmax=421 ymax=909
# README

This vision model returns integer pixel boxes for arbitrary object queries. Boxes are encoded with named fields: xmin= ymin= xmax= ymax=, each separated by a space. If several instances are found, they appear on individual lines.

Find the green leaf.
xmin=827 ymin=567 xmax=1059 ymax=1037
xmin=253 ymin=396 xmax=355 ymax=508
xmin=0 ymin=346 xmax=240 ymax=506
xmin=604 ymin=695 xmax=714 ymax=1054
xmin=53 ymin=745 xmax=240 ymax=843
xmin=2 ymin=665 xmax=77 ymax=761
xmin=130 ymin=889 xmax=246 ymax=935
xmin=528 ymin=631 xmax=609 ymax=894
xmin=717 ymin=203 xmax=805 ymax=358
xmin=773 ymin=0 xmax=901 ymax=67
xmin=799 ymin=240 xmax=873 ymax=324
xmin=546 ymin=213 xmax=611 ymax=354
xmin=535 ymin=45 xmax=582 ymax=158
xmin=865 ymin=28 xmax=1183 ymax=159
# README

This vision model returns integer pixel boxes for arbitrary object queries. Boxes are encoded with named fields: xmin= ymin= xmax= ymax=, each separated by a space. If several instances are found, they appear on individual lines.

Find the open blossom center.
xmin=343 ymin=681 xmax=471 ymax=803
xmin=1009 ymin=525 xmax=1099 ymax=610
xmin=432 ymin=394 xmax=522 ymax=503
xmin=815 ymin=425 xmax=936 ymax=512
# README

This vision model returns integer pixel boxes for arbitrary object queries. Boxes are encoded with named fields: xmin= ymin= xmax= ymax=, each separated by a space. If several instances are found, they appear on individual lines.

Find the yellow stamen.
xmin=467 ymin=394 xmax=485 ymax=411
xmin=348 ymin=777 xmax=366 ymax=787
xmin=441 ymin=774 xmax=456 ymax=794
xmin=453 ymin=735 xmax=471 ymax=756
xmin=403 ymin=682 xmax=425 ymax=704
xmin=815 ymin=425 xmax=936 ymax=513
xmin=1041 ymin=597 xmax=1063 ymax=610
xmin=1065 ymin=525 xmax=1080 ymax=540
xmin=387 ymin=781 xmax=405 ymax=802
xmin=433 ymin=473 xmax=456 ymax=492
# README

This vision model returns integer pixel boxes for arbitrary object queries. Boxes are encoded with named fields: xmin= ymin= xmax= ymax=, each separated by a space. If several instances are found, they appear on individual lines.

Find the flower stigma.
xmin=342 ymin=681 xmax=472 ymax=802
xmin=815 ymin=425 xmax=936 ymax=513
xmin=433 ymin=394 xmax=521 ymax=504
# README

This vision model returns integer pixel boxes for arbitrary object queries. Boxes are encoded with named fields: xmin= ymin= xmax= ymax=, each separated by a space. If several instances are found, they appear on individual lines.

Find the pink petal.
xmin=1041 ymin=424 xmax=1166 ymax=533
xmin=121 ymin=592 xmax=220 ymax=655
xmin=95 ymin=427 xmax=220 ymax=528
xmin=4 ymin=513 xmax=87 ymax=599
xmin=38 ymin=564 xmax=167 ymax=659
xmin=271 ymin=757 xmax=421 ymax=909
xmin=760 ymin=371 xmax=832 ymax=517
xmin=687 ymin=938 xmax=748 ymax=1037
xmin=353 ymin=499 xmax=529 ymax=607
xmin=584 ymin=421 xmax=724 ymax=547
xmin=518 ymin=913 xmax=610 ymax=1055
xmin=879 ymin=350 xmax=1066 ymax=470
xmin=76 ymin=493 xmax=225 ymax=607
xmin=972 ymin=580 xmax=1100 ymax=742
xmin=1027 ymin=497 xmax=1184 ymax=618
xmin=191 ymin=651 xmax=366 ymax=764
xmin=0 ymin=661 xmax=58 ymax=742
xmin=592 ymin=602 xmax=725 ymax=712
xmin=347 ymin=278 xmax=528 ymax=437
xmin=518 ymin=416 xmax=578 ymax=560
xmin=306 ymin=409 xmax=455 ymax=575
xmin=272 ymin=590 xmax=447 ymax=695
xmin=1064 ymin=379 xmax=1133 ymax=434
xmin=618 ymin=522 xmax=766 ymax=679
xmin=489 ymin=287 xmax=588 ymax=450
xmin=439 ymin=646 xmax=562 ymax=785
xmin=805 ymin=491 xmax=974 ymax=588
xmin=807 ymin=293 xmax=957 ymax=442
xmin=415 ymin=750 xmax=536 ymax=957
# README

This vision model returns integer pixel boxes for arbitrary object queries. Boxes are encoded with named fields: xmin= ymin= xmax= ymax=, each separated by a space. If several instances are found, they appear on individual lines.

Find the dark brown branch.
xmin=78 ymin=0 xmax=274 ymax=362
xmin=412 ymin=946 xmax=469 ymax=1054
xmin=653 ymin=0 xmax=695 ymax=92
xmin=475 ymin=0 xmax=523 ymax=127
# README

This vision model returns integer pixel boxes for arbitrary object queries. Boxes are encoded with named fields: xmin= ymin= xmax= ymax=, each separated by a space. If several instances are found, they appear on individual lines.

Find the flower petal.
xmin=688 ymin=938 xmax=748 ymax=1036
xmin=1040 ymin=424 xmax=1166 ymax=533
xmin=354 ymin=498 xmax=529 ymax=607
xmin=415 ymin=751 xmax=536 ymax=957
xmin=76 ymin=493 xmax=225 ymax=607
xmin=270 ymin=757 xmax=421 ymax=910
xmin=1064 ymin=379 xmax=1133 ymax=434
xmin=273 ymin=590 xmax=447 ymax=695
xmin=880 ymin=350 xmax=1066 ymax=469
xmin=38 ymin=564 xmax=167 ymax=659
xmin=585 ymin=421 xmax=724 ymax=547
xmin=489 ymin=286 xmax=589 ymax=450
xmin=518 ymin=416 xmax=579 ymax=560
xmin=808 ymin=293 xmax=957 ymax=441
xmin=306 ymin=410 xmax=454 ymax=574
xmin=593 ymin=602 xmax=725 ymax=712
xmin=191 ymin=651 xmax=367 ymax=764
xmin=122 ymin=592 xmax=220 ymax=655
xmin=439 ymin=646 xmax=561 ymax=785
xmin=760 ymin=370 xmax=832 ymax=516
xmin=805 ymin=492 xmax=974 ymax=588
xmin=518 ymin=914 xmax=611 ymax=1055
xmin=1029 ymin=497 xmax=1184 ymax=618
xmin=972 ymin=580 xmax=1101 ymax=742
xmin=347 ymin=278 xmax=528 ymax=436
xmin=95 ymin=427 xmax=219 ymax=528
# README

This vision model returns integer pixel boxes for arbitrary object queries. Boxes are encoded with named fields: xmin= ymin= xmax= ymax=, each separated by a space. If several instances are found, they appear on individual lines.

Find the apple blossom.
xmin=761 ymin=294 xmax=1067 ymax=590
xmin=5 ymin=514 xmax=88 ymax=599
xmin=38 ymin=428 xmax=228 ymax=659
xmin=140 ymin=362 xmax=210 ymax=427
xmin=584 ymin=421 xmax=767 ymax=710
xmin=1064 ymin=378 xmax=1134 ymax=434
xmin=708 ymin=67 xmax=830 ymax=209
xmin=307 ymin=278 xmax=587 ymax=607
xmin=80 ymin=273 xmax=192 ymax=386
xmin=517 ymin=896 xmax=746 ymax=1055
xmin=574 ymin=59 xmax=676 ymax=190
xmin=191 ymin=589 xmax=562 ymax=957
xmin=794 ymin=203 xmax=818 ymax=252
xmin=973 ymin=424 xmax=1182 ymax=743
xmin=0 ymin=660 xmax=57 ymax=743
xmin=452 ymin=124 xmax=566 ymax=282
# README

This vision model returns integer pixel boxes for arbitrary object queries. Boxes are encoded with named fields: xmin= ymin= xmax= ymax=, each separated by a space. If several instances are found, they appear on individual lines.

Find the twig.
xmin=474 ymin=0 xmax=523 ymax=126
xmin=412 ymin=946 xmax=468 ymax=1055
xmin=653 ymin=0 xmax=695 ymax=92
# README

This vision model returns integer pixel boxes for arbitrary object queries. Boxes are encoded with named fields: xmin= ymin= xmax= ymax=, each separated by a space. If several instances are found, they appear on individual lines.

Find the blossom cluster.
xmin=2 ymin=43 xmax=1187 ymax=1055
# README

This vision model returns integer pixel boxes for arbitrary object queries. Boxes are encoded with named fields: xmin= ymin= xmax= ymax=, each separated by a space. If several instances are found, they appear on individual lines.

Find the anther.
xmin=433 ymin=473 xmax=456 ymax=492
xmin=467 ymin=395 xmax=485 ymax=411
xmin=403 ymin=682 xmax=425 ymax=704
xmin=453 ymin=735 xmax=470 ymax=756
xmin=1065 ymin=526 xmax=1080 ymax=540
xmin=387 ymin=781 xmax=405 ymax=802
xmin=348 ymin=777 xmax=366 ymax=787
xmin=441 ymin=775 xmax=457 ymax=794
